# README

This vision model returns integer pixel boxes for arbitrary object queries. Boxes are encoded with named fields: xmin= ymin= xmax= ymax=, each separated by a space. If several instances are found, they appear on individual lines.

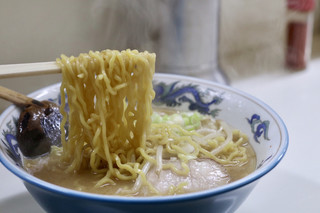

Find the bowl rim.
xmin=0 ymin=73 xmax=289 ymax=203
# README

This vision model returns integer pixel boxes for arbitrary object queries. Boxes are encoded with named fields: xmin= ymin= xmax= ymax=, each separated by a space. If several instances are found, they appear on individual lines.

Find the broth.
xmin=25 ymin=144 xmax=255 ymax=196
xmin=24 ymin=110 xmax=256 ymax=196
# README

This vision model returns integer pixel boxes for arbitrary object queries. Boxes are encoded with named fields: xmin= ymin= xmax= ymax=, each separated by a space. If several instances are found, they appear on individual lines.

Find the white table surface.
xmin=1 ymin=59 xmax=320 ymax=212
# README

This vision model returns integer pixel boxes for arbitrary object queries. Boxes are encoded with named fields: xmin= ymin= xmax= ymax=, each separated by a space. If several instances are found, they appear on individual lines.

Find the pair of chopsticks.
xmin=0 ymin=62 xmax=61 ymax=79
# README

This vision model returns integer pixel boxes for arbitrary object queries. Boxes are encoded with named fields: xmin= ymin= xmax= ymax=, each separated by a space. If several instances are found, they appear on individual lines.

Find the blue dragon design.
xmin=1 ymin=118 xmax=22 ymax=166
xmin=247 ymin=114 xmax=270 ymax=143
xmin=153 ymin=81 xmax=223 ymax=117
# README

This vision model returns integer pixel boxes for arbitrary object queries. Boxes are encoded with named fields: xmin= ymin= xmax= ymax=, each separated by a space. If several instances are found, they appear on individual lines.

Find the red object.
xmin=287 ymin=0 xmax=315 ymax=12
xmin=286 ymin=22 xmax=308 ymax=70
xmin=286 ymin=0 xmax=315 ymax=70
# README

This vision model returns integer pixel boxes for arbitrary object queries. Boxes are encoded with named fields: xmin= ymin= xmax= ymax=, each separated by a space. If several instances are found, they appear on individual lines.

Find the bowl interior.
xmin=0 ymin=73 xmax=288 ymax=200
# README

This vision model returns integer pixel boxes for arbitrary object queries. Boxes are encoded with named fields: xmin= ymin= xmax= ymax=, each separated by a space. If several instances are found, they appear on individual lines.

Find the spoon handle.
xmin=0 ymin=85 xmax=43 ymax=107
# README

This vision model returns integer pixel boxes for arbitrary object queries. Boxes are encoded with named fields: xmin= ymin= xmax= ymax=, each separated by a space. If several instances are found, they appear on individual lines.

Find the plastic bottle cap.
xmin=287 ymin=0 xmax=316 ymax=12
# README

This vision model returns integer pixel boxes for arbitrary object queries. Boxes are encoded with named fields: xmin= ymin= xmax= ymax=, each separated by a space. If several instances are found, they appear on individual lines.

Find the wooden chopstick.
xmin=0 ymin=85 xmax=42 ymax=107
xmin=0 ymin=62 xmax=61 ymax=79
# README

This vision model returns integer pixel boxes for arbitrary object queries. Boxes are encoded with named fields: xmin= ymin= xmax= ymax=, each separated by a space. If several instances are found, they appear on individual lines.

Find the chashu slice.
xmin=146 ymin=159 xmax=230 ymax=195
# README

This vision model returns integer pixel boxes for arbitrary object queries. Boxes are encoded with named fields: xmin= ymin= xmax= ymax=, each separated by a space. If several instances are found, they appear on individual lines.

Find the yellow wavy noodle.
xmin=57 ymin=49 xmax=155 ymax=185
xmin=146 ymin=122 xmax=249 ymax=175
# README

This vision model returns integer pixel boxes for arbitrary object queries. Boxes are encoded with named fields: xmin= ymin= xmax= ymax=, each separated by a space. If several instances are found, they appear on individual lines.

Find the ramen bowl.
xmin=0 ymin=73 xmax=288 ymax=213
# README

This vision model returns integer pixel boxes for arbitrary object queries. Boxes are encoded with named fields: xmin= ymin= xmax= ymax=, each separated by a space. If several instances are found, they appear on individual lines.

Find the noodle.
xmin=57 ymin=49 xmax=155 ymax=185
xmin=55 ymin=49 xmax=250 ymax=195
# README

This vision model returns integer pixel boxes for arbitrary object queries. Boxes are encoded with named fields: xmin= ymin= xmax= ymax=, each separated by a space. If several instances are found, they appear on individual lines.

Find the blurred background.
xmin=0 ymin=0 xmax=319 ymax=112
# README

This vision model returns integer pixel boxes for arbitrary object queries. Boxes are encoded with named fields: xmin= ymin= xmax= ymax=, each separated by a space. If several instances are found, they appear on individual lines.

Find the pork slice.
xmin=146 ymin=159 xmax=230 ymax=195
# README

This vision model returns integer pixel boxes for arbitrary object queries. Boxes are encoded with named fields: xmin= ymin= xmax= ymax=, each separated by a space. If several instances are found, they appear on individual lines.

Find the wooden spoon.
xmin=0 ymin=85 xmax=62 ymax=158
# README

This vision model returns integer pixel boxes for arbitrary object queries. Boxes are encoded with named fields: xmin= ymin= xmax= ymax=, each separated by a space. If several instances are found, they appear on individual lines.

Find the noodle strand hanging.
xmin=57 ymin=49 xmax=155 ymax=185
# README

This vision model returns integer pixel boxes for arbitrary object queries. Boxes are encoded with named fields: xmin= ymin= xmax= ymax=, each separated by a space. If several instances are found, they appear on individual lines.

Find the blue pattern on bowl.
xmin=247 ymin=114 xmax=270 ymax=143
xmin=153 ymin=81 xmax=222 ymax=117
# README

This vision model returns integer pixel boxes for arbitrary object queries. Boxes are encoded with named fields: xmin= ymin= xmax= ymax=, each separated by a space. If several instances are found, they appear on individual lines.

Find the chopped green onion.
xmin=151 ymin=111 xmax=203 ymax=131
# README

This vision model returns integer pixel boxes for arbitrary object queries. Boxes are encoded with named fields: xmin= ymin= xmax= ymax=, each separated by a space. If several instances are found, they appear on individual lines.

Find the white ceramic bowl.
xmin=0 ymin=74 xmax=288 ymax=213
